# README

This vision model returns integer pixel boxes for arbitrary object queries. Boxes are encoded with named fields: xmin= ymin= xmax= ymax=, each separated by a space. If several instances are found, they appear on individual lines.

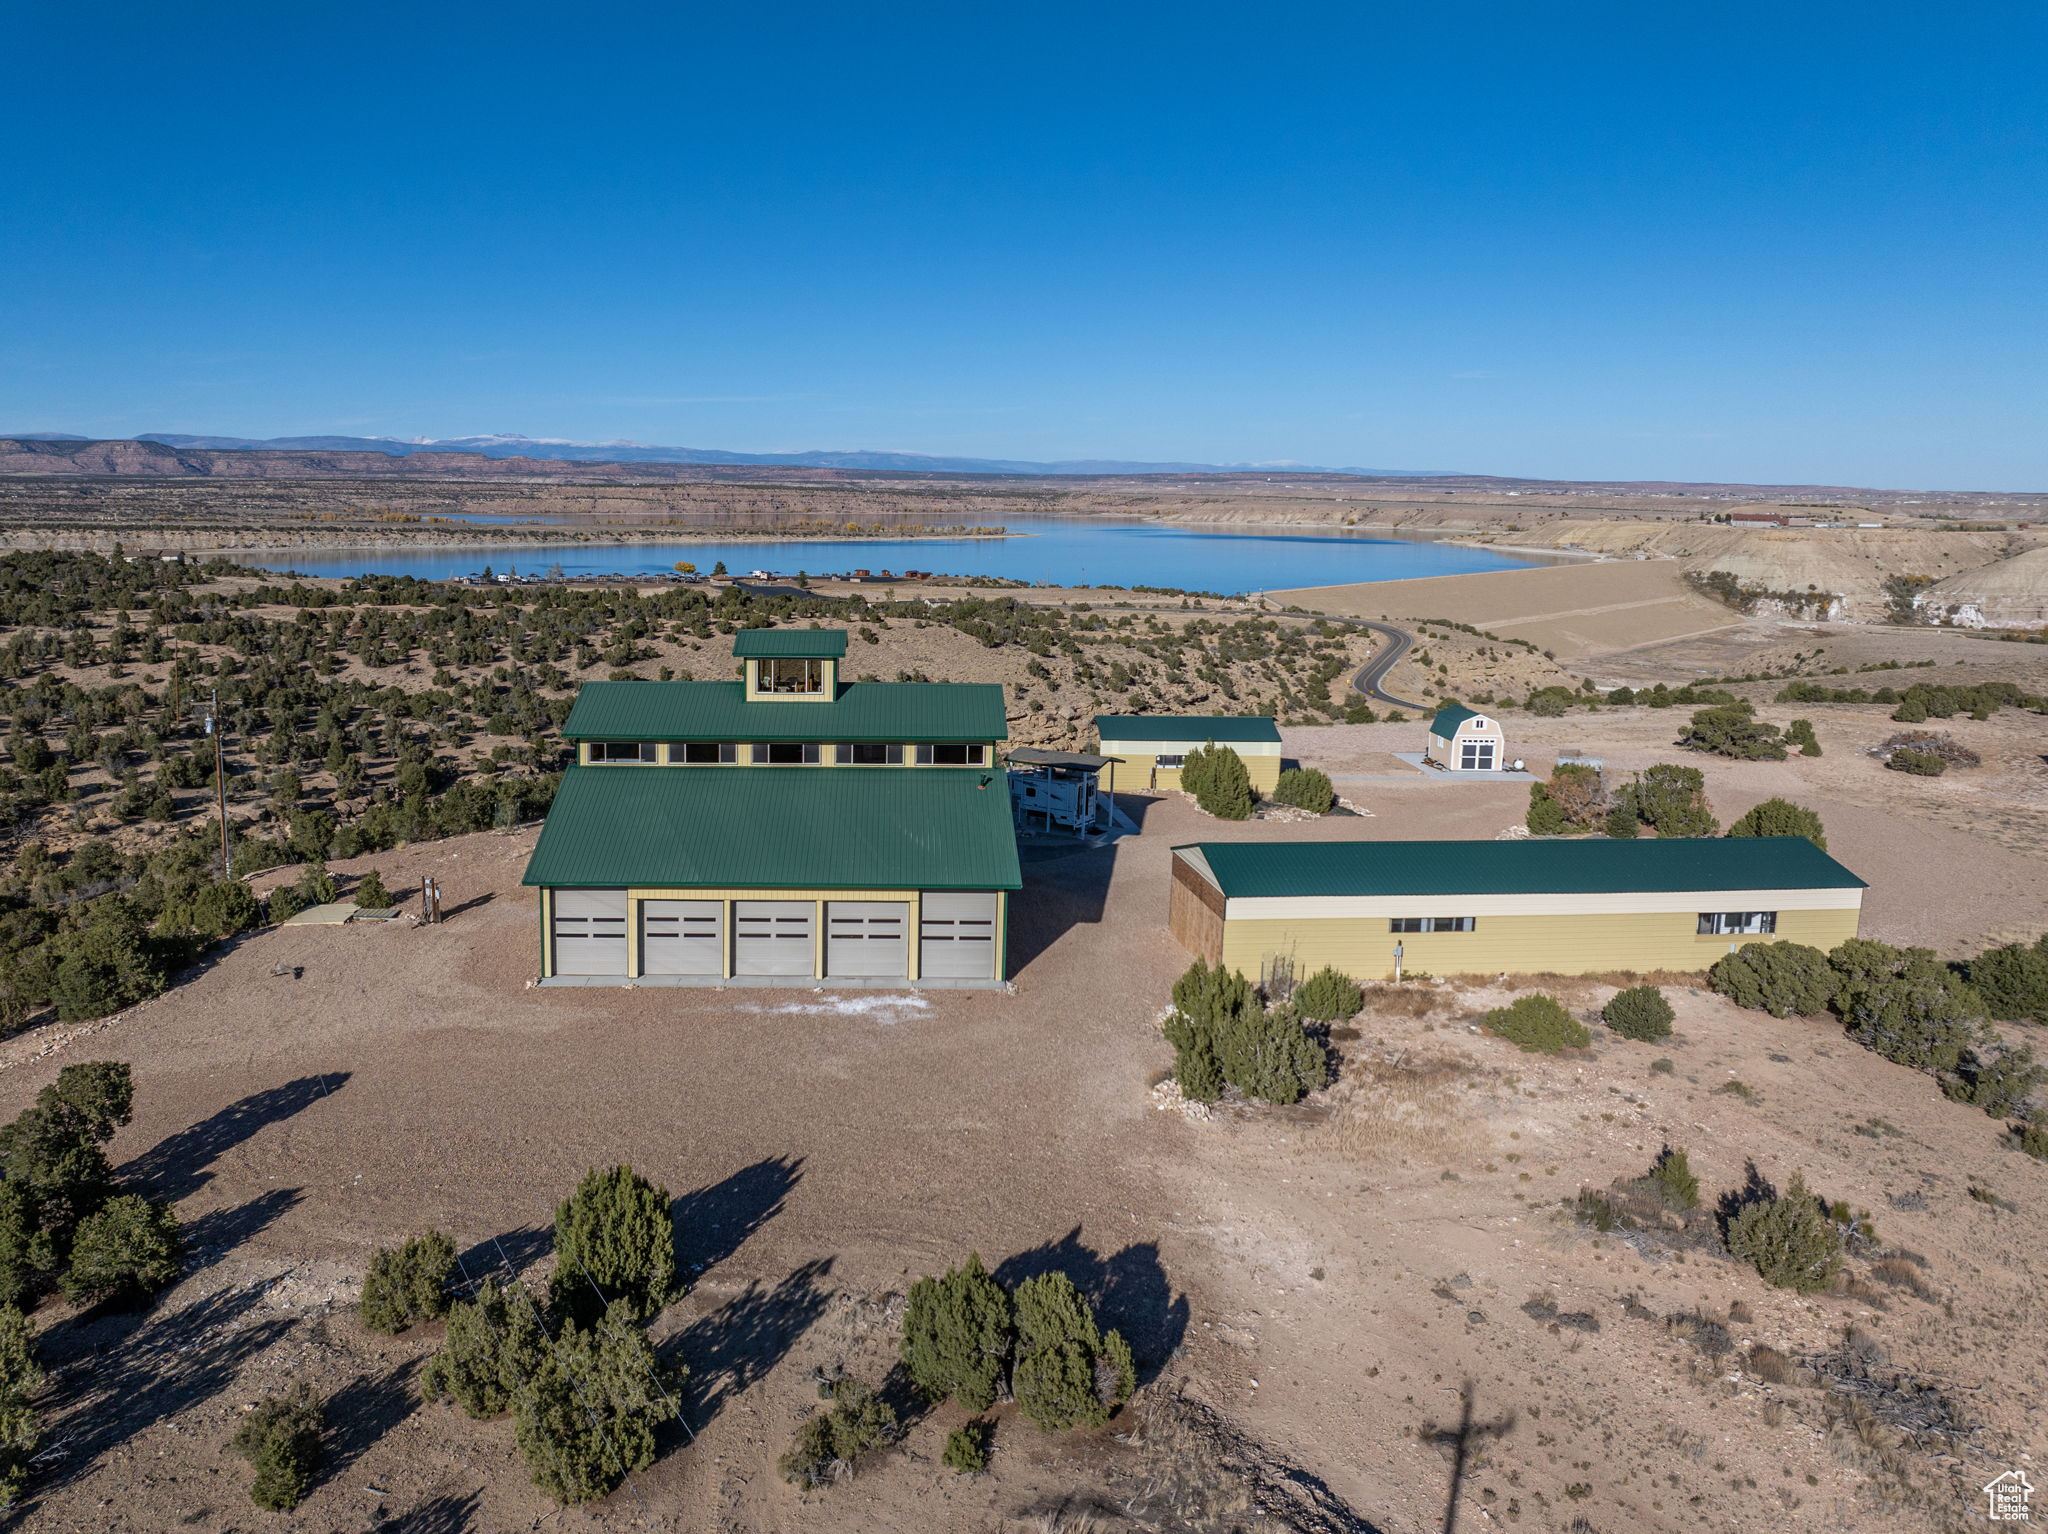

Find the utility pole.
xmin=207 ymin=688 xmax=229 ymax=877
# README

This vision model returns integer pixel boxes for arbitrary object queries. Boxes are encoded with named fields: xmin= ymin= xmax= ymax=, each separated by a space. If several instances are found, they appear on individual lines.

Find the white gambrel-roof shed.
xmin=1427 ymin=704 xmax=1505 ymax=771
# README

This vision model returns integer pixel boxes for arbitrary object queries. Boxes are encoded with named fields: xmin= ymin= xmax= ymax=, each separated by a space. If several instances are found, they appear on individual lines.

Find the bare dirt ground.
xmin=1266 ymin=561 xmax=1743 ymax=662
xmin=1289 ymin=707 xmax=2048 ymax=914
xmin=10 ymin=733 xmax=2047 ymax=1532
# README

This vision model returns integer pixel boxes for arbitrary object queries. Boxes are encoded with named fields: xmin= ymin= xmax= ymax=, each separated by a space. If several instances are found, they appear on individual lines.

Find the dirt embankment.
xmin=1454 ymin=522 xmax=2048 ymax=625
xmin=1267 ymin=560 xmax=1743 ymax=661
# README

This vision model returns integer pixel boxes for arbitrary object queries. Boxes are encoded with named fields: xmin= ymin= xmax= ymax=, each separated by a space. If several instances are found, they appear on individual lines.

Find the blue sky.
xmin=4 ymin=2 xmax=2045 ymax=487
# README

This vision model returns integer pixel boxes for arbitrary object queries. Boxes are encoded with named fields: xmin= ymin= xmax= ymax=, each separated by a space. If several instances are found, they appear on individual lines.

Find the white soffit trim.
xmin=1101 ymin=739 xmax=1283 ymax=757
xmin=1226 ymin=888 xmax=1864 ymax=920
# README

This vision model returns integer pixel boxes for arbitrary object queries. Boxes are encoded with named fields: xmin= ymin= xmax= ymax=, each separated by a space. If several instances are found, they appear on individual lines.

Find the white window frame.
xmin=1154 ymin=753 xmax=1187 ymax=769
xmin=1698 ymin=911 xmax=1778 ymax=935
xmin=1389 ymin=916 xmax=1476 ymax=933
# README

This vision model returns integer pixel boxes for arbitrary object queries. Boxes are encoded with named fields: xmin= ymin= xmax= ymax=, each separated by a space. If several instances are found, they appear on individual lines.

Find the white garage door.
xmin=919 ymin=892 xmax=999 ymax=980
xmin=826 ymin=901 xmax=908 ymax=978
xmin=733 ymin=901 xmax=815 ymax=977
xmin=641 ymin=899 xmax=723 ymax=976
xmin=552 ymin=889 xmax=628 ymax=975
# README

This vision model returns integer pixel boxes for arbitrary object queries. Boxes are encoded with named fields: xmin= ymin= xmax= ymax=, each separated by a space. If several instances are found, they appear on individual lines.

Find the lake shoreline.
xmin=1 ymin=513 xmax=1552 ymax=593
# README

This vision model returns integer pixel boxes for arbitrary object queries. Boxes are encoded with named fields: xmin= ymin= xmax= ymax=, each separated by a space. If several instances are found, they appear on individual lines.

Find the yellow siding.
xmin=1218 ymin=906 xmax=1862 ymax=980
xmin=1113 ymin=751 xmax=1284 ymax=794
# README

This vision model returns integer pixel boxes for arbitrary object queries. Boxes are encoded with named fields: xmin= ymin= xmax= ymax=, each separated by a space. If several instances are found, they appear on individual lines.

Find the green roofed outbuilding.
xmin=1168 ymin=836 xmax=1865 ymax=980
xmin=1425 ymin=703 xmax=1505 ymax=772
xmin=523 ymin=627 xmax=1018 ymax=988
xmin=1092 ymin=714 xmax=1283 ymax=794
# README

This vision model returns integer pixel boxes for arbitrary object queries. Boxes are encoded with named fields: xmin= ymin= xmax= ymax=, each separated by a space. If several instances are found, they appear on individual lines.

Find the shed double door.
xmin=552 ymin=889 xmax=628 ymax=975
xmin=919 ymin=892 xmax=999 ymax=980
xmin=640 ymin=900 xmax=723 ymax=975
xmin=826 ymin=901 xmax=908 ymax=977
xmin=733 ymin=901 xmax=815 ymax=977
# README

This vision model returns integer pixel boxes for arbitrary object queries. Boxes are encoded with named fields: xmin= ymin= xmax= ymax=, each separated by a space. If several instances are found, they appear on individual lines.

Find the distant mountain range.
xmin=5 ymin=431 xmax=1457 ymax=478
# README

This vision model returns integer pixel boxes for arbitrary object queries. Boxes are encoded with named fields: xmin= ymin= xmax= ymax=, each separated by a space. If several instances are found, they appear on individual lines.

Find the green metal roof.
xmin=1430 ymin=704 xmax=1481 ymax=736
xmin=524 ymin=766 xmax=1022 ymax=890
xmin=1094 ymin=714 xmax=1281 ymax=744
xmin=1174 ymin=837 xmax=1865 ymax=899
xmin=564 ymin=681 xmax=1007 ymax=742
xmin=732 ymin=627 xmax=849 ymax=659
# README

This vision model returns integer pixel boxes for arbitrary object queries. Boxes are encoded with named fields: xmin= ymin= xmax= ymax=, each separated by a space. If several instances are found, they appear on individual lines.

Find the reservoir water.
xmin=249 ymin=518 xmax=1544 ymax=594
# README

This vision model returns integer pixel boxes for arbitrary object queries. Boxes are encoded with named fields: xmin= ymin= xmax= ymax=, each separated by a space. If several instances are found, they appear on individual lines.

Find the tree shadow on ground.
xmin=35 ymin=1279 xmax=299 ymax=1495
xmin=119 ymin=1074 xmax=349 ymax=1203
xmin=382 ymin=1490 xmax=483 ymax=1533
xmin=325 ymin=1360 xmax=420 ymax=1480
xmin=992 ymin=1228 xmax=1189 ymax=1385
xmin=1716 ymin=1159 xmax=1778 ymax=1239
xmin=672 ymin=1155 xmax=804 ymax=1280
xmin=181 ymin=1187 xmax=305 ymax=1275
xmin=671 ymin=1256 xmax=833 ymax=1430
xmin=453 ymin=1224 xmax=555 ymax=1294
xmin=1006 ymin=844 xmax=1118 ymax=976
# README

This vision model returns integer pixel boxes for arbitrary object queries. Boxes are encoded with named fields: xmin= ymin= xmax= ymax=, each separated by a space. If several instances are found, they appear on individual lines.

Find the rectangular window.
xmin=588 ymin=741 xmax=656 ymax=763
xmin=1458 ymin=741 xmax=1496 ymax=770
xmin=1389 ymin=916 xmax=1476 ymax=933
xmin=752 ymin=741 xmax=822 ymax=765
xmin=1154 ymin=753 xmax=1187 ymax=769
xmin=837 ymin=742 xmax=905 ymax=765
xmin=1698 ymin=911 xmax=1777 ymax=935
xmin=915 ymin=743 xmax=988 ymax=766
xmin=755 ymin=657 xmax=824 ymax=694
xmin=670 ymin=742 xmax=737 ymax=764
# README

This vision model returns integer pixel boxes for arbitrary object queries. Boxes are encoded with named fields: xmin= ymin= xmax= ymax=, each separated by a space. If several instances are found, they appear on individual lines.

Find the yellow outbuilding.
xmin=1093 ymin=714 xmax=1283 ymax=795
xmin=1169 ymin=836 xmax=1864 ymax=981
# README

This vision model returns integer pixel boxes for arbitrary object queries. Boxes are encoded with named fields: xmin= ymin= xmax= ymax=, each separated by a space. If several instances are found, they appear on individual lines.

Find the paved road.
xmin=1334 ymin=617 xmax=1431 ymax=712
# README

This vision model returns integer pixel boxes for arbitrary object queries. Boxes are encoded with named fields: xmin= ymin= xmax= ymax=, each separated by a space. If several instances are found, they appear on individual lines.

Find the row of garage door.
xmin=549 ymin=891 xmax=1000 ymax=981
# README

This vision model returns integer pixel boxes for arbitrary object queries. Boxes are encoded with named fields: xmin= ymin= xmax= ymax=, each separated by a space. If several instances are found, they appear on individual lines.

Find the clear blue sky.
xmin=5 ymin=2 xmax=2045 ymax=488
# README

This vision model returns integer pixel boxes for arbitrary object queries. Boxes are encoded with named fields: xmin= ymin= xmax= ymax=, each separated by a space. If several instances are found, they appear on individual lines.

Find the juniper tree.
xmin=1292 ymin=966 xmax=1363 ymax=1023
xmin=1968 ymin=938 xmax=2048 ymax=1023
xmin=1481 ymin=994 xmax=1589 ymax=1054
xmin=1271 ymin=767 xmax=1334 ymax=813
xmin=778 ymin=1377 xmax=898 ymax=1487
xmin=0 ymin=1306 xmax=42 ymax=1506
xmin=231 ymin=1383 xmax=324 ymax=1511
xmin=1629 ymin=764 xmax=1719 ymax=837
xmin=1602 ymin=986 xmax=1675 ymax=1042
xmin=1726 ymin=1172 xmax=1843 ymax=1294
xmin=514 ymin=1304 xmax=672 ymax=1505
xmin=553 ymin=1164 xmax=675 ymax=1321
xmin=422 ymin=1277 xmax=549 ymax=1419
xmin=1726 ymin=797 xmax=1827 ymax=848
xmin=1010 ymin=1272 xmax=1134 ymax=1432
xmin=360 ymin=1230 xmax=456 ymax=1334
xmin=1707 ymin=942 xmax=1834 ymax=1018
xmin=1216 ymin=1002 xmax=1329 ymax=1104
xmin=61 ymin=1194 xmax=181 ymax=1306
xmin=901 ymin=1251 xmax=1012 ymax=1411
